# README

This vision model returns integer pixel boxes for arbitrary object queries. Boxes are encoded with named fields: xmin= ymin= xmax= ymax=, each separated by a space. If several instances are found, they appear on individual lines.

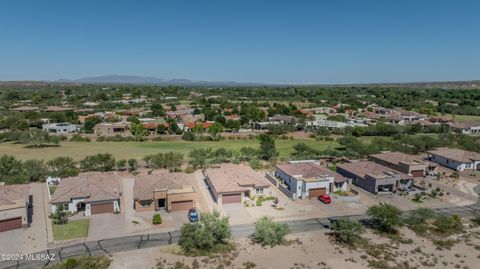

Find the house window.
xmin=465 ymin=163 xmax=472 ymax=168
xmin=139 ymin=200 xmax=152 ymax=208
xmin=255 ymin=188 xmax=264 ymax=195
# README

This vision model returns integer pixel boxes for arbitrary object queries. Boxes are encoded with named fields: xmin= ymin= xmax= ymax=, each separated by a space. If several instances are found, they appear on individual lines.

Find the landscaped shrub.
xmin=152 ymin=213 xmax=162 ymax=225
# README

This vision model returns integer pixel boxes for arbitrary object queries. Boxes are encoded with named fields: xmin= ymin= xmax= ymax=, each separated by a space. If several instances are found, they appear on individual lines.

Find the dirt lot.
xmin=109 ymin=222 xmax=480 ymax=269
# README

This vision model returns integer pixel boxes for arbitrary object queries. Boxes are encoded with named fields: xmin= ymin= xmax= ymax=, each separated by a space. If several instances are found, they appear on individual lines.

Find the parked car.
xmin=188 ymin=208 xmax=200 ymax=222
xmin=318 ymin=194 xmax=331 ymax=204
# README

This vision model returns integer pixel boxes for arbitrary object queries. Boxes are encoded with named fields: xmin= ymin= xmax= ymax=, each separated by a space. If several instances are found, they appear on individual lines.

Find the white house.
xmin=275 ymin=161 xmax=348 ymax=199
xmin=42 ymin=123 xmax=80 ymax=134
xmin=427 ymin=147 xmax=480 ymax=172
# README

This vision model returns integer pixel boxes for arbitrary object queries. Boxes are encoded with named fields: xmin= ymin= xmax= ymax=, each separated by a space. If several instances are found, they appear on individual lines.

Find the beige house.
xmin=133 ymin=173 xmax=197 ymax=212
xmin=49 ymin=172 xmax=121 ymax=216
xmin=93 ymin=122 xmax=131 ymax=136
xmin=204 ymin=164 xmax=270 ymax=205
xmin=0 ymin=184 xmax=31 ymax=232
xmin=369 ymin=151 xmax=434 ymax=177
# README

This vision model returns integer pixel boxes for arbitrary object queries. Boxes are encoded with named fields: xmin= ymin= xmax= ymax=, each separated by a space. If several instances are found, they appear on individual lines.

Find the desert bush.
xmin=330 ymin=218 xmax=364 ymax=246
xmin=251 ymin=216 xmax=289 ymax=247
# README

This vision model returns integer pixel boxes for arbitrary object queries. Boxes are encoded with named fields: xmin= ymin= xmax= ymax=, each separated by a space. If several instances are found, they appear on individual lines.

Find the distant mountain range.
xmin=56 ymin=75 xmax=264 ymax=86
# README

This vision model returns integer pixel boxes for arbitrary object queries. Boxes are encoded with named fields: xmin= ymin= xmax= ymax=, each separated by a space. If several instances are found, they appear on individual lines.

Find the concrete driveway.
xmin=0 ymin=229 xmax=24 ymax=254
xmin=0 ymin=183 xmax=49 ymax=255
xmin=222 ymin=203 xmax=253 ymax=225
xmin=87 ymin=213 xmax=127 ymax=241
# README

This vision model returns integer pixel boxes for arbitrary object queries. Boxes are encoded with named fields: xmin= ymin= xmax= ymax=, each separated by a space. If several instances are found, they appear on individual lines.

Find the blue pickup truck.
xmin=188 ymin=208 xmax=200 ymax=222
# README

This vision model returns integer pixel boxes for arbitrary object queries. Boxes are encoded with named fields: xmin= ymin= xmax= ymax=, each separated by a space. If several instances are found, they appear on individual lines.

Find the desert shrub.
xmin=330 ymin=218 xmax=365 ymax=246
xmin=433 ymin=214 xmax=463 ymax=236
xmin=251 ymin=216 xmax=289 ymax=247
xmin=179 ymin=210 xmax=231 ymax=255
xmin=367 ymin=203 xmax=403 ymax=234
xmin=45 ymin=256 xmax=111 ymax=269
xmin=405 ymin=208 xmax=436 ymax=236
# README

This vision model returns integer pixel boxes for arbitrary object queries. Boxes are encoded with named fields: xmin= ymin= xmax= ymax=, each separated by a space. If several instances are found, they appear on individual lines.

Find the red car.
xmin=318 ymin=194 xmax=331 ymax=204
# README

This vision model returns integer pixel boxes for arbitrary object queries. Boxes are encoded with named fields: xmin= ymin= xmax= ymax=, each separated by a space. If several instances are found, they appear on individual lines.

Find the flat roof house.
xmin=204 ymin=164 xmax=270 ymax=205
xmin=49 ymin=173 xmax=121 ymax=216
xmin=134 ymin=173 xmax=197 ymax=212
xmin=275 ymin=161 xmax=348 ymax=199
xmin=0 ymin=184 xmax=32 ymax=232
xmin=93 ymin=122 xmax=131 ymax=136
xmin=427 ymin=147 xmax=480 ymax=171
xmin=369 ymin=152 xmax=433 ymax=177
xmin=42 ymin=123 xmax=80 ymax=134
xmin=336 ymin=161 xmax=413 ymax=194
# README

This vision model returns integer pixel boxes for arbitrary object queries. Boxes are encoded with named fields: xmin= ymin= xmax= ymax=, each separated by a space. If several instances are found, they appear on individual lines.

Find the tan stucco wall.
xmin=154 ymin=191 xmax=167 ymax=200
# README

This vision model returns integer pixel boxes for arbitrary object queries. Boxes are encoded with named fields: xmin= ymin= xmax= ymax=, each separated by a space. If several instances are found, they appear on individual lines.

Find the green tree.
xmin=330 ymin=218 xmax=365 ymax=246
xmin=84 ymin=116 xmax=102 ymax=134
xmin=208 ymin=122 xmax=224 ymax=140
xmin=116 ymin=159 xmax=127 ymax=171
xmin=22 ymin=159 xmax=48 ymax=182
xmin=156 ymin=124 xmax=167 ymax=134
xmin=189 ymin=148 xmax=210 ymax=169
xmin=179 ymin=210 xmax=231 ymax=255
xmin=19 ymin=130 xmax=59 ymax=148
xmin=258 ymin=134 xmax=278 ymax=161
xmin=252 ymin=216 xmax=289 ymax=247
xmin=80 ymin=153 xmax=115 ymax=172
xmin=0 ymin=155 xmax=26 ymax=184
xmin=130 ymin=122 xmax=147 ymax=140
xmin=47 ymin=157 xmax=79 ymax=178
xmin=127 ymin=158 xmax=138 ymax=172
xmin=367 ymin=203 xmax=403 ymax=234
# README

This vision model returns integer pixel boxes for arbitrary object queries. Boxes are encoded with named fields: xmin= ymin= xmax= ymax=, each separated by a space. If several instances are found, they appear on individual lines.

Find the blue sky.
xmin=0 ymin=0 xmax=479 ymax=84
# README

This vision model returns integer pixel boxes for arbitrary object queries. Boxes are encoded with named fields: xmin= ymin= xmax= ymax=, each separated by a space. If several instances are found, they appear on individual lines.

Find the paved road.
xmin=2 ymin=186 xmax=480 ymax=269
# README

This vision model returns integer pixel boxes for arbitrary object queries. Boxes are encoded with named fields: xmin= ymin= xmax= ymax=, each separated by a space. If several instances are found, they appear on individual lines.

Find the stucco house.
xmin=0 ymin=184 xmax=32 ymax=232
xmin=448 ymin=122 xmax=480 ymax=136
xmin=427 ymin=147 xmax=480 ymax=171
xmin=133 ymin=172 xmax=197 ymax=212
xmin=369 ymin=151 xmax=435 ymax=177
xmin=336 ymin=161 xmax=414 ymax=194
xmin=93 ymin=122 xmax=131 ymax=136
xmin=204 ymin=164 xmax=270 ymax=205
xmin=49 ymin=173 xmax=121 ymax=216
xmin=42 ymin=123 xmax=80 ymax=134
xmin=275 ymin=161 xmax=348 ymax=199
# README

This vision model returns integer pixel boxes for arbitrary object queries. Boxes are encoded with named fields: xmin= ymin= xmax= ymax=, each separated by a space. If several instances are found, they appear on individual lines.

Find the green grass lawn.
xmin=52 ymin=219 xmax=90 ymax=241
xmin=0 ymin=139 xmax=340 ymax=161
xmin=444 ymin=113 xmax=480 ymax=123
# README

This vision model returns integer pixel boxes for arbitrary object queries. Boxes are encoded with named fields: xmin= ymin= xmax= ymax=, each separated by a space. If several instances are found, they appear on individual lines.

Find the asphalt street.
xmin=2 ymin=185 xmax=479 ymax=269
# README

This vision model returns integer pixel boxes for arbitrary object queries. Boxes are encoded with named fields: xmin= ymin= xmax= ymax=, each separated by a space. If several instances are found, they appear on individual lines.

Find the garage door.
xmin=222 ymin=193 xmax=241 ymax=204
xmin=411 ymin=170 xmax=424 ymax=177
xmin=0 ymin=217 xmax=22 ymax=232
xmin=90 ymin=203 xmax=114 ymax=215
xmin=308 ymin=188 xmax=326 ymax=198
xmin=171 ymin=200 xmax=193 ymax=211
